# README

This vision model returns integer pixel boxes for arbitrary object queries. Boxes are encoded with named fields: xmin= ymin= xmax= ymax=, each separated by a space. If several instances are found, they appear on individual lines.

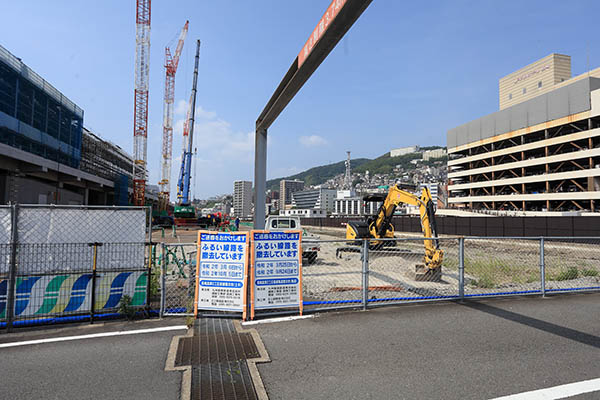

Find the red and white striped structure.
xmin=133 ymin=0 xmax=151 ymax=206
xmin=159 ymin=21 xmax=188 ymax=210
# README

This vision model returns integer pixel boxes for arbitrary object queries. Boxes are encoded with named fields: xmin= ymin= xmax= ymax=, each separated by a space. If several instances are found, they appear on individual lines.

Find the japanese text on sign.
xmin=197 ymin=232 xmax=248 ymax=312
xmin=298 ymin=0 xmax=348 ymax=67
xmin=252 ymin=231 xmax=302 ymax=311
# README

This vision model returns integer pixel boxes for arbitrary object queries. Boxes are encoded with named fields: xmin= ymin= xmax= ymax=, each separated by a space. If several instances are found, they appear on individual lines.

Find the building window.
xmin=523 ymin=88 xmax=527 ymax=94
xmin=538 ymin=81 xmax=542 ymax=88
xmin=508 ymin=93 xmax=512 ymax=100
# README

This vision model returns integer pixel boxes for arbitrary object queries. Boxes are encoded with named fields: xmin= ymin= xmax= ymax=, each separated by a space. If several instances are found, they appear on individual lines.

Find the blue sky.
xmin=2 ymin=1 xmax=600 ymax=198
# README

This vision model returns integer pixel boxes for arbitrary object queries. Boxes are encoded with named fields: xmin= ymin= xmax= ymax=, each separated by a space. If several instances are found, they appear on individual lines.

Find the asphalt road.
xmin=0 ymin=320 xmax=185 ymax=400
xmin=255 ymin=293 xmax=600 ymax=400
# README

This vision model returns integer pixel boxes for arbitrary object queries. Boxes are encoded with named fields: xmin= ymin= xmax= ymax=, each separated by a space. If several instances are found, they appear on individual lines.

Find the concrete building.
xmin=500 ymin=53 xmax=571 ymax=110
xmin=0 ymin=44 xmax=154 ymax=205
xmin=233 ymin=180 xmax=252 ymax=218
xmin=279 ymin=179 xmax=304 ymax=208
xmin=291 ymin=188 xmax=336 ymax=212
xmin=280 ymin=208 xmax=326 ymax=217
xmin=423 ymin=148 xmax=447 ymax=161
xmin=448 ymin=55 xmax=600 ymax=213
xmin=390 ymin=145 xmax=419 ymax=157
xmin=333 ymin=190 xmax=382 ymax=216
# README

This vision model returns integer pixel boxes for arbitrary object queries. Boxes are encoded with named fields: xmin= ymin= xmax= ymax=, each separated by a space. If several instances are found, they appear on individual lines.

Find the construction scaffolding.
xmin=80 ymin=128 xmax=139 ymax=205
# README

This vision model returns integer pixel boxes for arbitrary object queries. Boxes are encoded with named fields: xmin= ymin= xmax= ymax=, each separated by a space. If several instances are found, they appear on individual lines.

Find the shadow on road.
xmin=462 ymin=300 xmax=600 ymax=349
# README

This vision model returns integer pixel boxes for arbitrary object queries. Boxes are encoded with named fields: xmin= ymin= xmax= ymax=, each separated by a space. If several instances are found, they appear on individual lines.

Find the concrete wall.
xmin=448 ymin=77 xmax=600 ymax=150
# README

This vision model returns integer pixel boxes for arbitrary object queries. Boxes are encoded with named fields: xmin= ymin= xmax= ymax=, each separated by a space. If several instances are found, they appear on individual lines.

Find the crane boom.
xmin=159 ymin=21 xmax=189 ymax=211
xmin=176 ymin=40 xmax=200 ymax=206
xmin=133 ymin=0 xmax=151 ymax=206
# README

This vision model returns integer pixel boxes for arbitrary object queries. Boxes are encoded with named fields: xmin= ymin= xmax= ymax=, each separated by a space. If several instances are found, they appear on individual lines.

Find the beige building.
xmin=499 ymin=53 xmax=571 ymax=110
xmin=423 ymin=148 xmax=447 ymax=161
xmin=448 ymin=54 xmax=600 ymax=213
xmin=279 ymin=179 xmax=304 ymax=208
xmin=391 ymin=145 xmax=419 ymax=157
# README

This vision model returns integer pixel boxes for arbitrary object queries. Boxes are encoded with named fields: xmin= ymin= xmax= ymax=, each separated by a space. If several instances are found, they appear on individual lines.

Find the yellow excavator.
xmin=340 ymin=184 xmax=444 ymax=281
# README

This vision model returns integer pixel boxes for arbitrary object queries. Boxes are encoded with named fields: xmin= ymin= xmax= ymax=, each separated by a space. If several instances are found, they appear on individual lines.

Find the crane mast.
xmin=177 ymin=40 xmax=200 ymax=207
xmin=159 ymin=21 xmax=189 ymax=211
xmin=133 ymin=0 xmax=151 ymax=206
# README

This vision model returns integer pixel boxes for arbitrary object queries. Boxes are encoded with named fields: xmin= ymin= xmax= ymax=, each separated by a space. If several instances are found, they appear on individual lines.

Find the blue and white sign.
xmin=197 ymin=232 xmax=248 ymax=312
xmin=252 ymin=231 xmax=302 ymax=312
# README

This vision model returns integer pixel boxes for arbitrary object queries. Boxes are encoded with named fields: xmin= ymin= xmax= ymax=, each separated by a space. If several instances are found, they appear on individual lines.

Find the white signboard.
xmin=195 ymin=231 xmax=249 ymax=317
xmin=251 ymin=231 xmax=303 ymax=318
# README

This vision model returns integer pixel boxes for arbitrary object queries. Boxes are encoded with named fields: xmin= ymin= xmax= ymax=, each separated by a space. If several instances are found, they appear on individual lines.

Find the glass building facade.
xmin=0 ymin=45 xmax=83 ymax=168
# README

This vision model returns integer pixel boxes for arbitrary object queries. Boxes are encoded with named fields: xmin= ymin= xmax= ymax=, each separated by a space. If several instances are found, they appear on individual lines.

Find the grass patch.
xmin=581 ymin=268 xmax=599 ymax=277
xmin=473 ymin=274 xmax=496 ymax=288
xmin=466 ymin=258 xmax=539 ymax=288
xmin=551 ymin=267 xmax=579 ymax=281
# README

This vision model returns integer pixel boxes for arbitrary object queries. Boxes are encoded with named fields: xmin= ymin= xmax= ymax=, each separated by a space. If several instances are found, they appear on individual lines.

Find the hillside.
xmin=267 ymin=146 xmax=446 ymax=190
xmin=267 ymin=158 xmax=370 ymax=191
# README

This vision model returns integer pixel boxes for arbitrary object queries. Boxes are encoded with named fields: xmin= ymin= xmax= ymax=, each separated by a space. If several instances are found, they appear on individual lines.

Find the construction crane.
xmin=158 ymin=20 xmax=189 ymax=213
xmin=132 ymin=0 xmax=151 ymax=206
xmin=174 ymin=40 xmax=200 ymax=225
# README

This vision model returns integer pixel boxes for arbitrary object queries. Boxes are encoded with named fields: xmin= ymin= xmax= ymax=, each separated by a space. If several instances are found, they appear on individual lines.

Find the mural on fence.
xmin=0 ymin=271 xmax=146 ymax=319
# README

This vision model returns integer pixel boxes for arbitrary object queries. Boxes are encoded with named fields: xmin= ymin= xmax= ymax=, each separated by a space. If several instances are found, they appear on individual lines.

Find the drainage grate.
xmin=175 ymin=332 xmax=260 ymax=366
xmin=174 ymin=319 xmax=260 ymax=399
xmin=191 ymin=361 xmax=257 ymax=400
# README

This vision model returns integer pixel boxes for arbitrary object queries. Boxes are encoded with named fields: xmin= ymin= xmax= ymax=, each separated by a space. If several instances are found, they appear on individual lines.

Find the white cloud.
xmin=174 ymin=100 xmax=216 ymax=120
xmin=168 ymin=105 xmax=255 ymax=198
xmin=299 ymin=135 xmax=327 ymax=147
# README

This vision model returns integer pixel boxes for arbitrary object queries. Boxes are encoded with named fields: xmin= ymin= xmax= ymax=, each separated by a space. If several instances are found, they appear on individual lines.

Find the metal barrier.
xmin=159 ymin=243 xmax=197 ymax=316
xmin=0 ymin=204 xmax=153 ymax=330
xmin=156 ymin=236 xmax=600 ymax=318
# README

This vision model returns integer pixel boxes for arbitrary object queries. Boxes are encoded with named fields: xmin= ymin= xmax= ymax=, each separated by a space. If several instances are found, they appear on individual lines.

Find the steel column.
xmin=253 ymin=128 xmax=267 ymax=229
xmin=5 ymin=203 xmax=19 ymax=332
xmin=361 ymin=239 xmax=369 ymax=310
xmin=458 ymin=237 xmax=465 ymax=300
xmin=540 ymin=237 xmax=545 ymax=297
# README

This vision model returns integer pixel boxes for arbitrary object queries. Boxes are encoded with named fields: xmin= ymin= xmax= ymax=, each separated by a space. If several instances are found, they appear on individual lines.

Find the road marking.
xmin=242 ymin=315 xmax=313 ymax=325
xmin=0 ymin=325 xmax=188 ymax=348
xmin=490 ymin=377 xmax=600 ymax=400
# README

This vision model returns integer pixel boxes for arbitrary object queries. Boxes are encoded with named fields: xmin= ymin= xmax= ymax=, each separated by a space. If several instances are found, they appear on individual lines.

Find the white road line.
xmin=489 ymin=377 xmax=600 ymax=400
xmin=242 ymin=315 xmax=313 ymax=325
xmin=0 ymin=325 xmax=188 ymax=349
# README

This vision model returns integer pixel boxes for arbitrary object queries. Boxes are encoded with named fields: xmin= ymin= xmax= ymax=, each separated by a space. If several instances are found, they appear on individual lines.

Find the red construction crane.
xmin=159 ymin=21 xmax=189 ymax=211
xmin=133 ymin=0 xmax=151 ymax=206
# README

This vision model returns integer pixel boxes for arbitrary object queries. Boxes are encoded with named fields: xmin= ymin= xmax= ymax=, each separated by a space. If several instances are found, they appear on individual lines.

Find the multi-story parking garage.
xmin=448 ymin=55 xmax=600 ymax=213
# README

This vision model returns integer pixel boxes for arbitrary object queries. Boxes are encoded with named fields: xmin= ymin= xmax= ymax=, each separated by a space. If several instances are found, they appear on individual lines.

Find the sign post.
xmin=250 ymin=231 xmax=303 ymax=319
xmin=194 ymin=231 xmax=249 ymax=320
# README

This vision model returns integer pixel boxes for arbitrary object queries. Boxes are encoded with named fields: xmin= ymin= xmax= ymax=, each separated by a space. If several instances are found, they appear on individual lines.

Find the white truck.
xmin=265 ymin=216 xmax=320 ymax=264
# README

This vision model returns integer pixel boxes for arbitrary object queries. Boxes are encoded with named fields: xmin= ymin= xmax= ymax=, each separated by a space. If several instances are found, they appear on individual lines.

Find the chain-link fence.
xmin=543 ymin=238 xmax=600 ymax=293
xmin=0 ymin=204 xmax=152 ymax=330
xmin=159 ymin=243 xmax=197 ymax=316
xmin=463 ymin=238 xmax=542 ymax=297
xmin=156 ymin=235 xmax=600 ymax=318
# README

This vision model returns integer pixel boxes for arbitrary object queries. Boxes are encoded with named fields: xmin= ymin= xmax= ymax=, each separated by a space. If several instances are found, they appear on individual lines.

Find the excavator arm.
xmin=346 ymin=184 xmax=444 ymax=271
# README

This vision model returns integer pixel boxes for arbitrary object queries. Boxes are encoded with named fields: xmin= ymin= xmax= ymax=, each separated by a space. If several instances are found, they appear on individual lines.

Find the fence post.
xmin=160 ymin=243 xmax=166 ymax=318
xmin=146 ymin=242 xmax=153 ymax=316
xmin=89 ymin=243 xmax=99 ymax=324
xmin=540 ymin=237 xmax=545 ymax=297
xmin=361 ymin=239 xmax=369 ymax=311
xmin=458 ymin=237 xmax=464 ymax=300
xmin=6 ymin=203 xmax=19 ymax=332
